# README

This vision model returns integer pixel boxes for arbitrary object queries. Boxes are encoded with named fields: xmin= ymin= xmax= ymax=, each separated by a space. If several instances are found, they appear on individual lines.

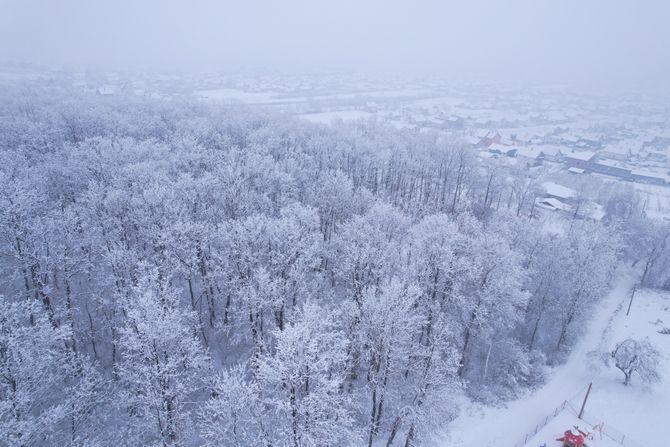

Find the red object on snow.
xmin=557 ymin=428 xmax=587 ymax=447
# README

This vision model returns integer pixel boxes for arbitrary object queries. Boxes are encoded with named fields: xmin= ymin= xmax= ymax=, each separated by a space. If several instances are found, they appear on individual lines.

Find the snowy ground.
xmin=436 ymin=272 xmax=670 ymax=447
xmin=523 ymin=409 xmax=623 ymax=447
xmin=634 ymin=182 xmax=670 ymax=221
xmin=297 ymin=110 xmax=373 ymax=123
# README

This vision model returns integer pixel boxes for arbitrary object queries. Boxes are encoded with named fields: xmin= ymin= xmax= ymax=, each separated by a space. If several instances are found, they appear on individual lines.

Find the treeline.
xmin=0 ymin=85 xmax=659 ymax=446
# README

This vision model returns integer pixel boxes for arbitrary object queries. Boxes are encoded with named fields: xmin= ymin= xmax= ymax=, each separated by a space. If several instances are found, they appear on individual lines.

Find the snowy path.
xmin=437 ymin=271 xmax=640 ymax=447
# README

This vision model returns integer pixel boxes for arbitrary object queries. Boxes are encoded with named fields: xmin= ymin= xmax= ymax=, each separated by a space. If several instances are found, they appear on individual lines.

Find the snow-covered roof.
xmin=542 ymin=181 xmax=576 ymax=199
xmin=489 ymin=143 xmax=515 ymax=152
xmin=537 ymin=145 xmax=563 ymax=156
xmin=601 ymin=143 xmax=633 ymax=156
xmin=562 ymin=134 xmax=580 ymax=143
xmin=515 ymin=146 xmax=543 ymax=159
xmin=465 ymin=136 xmax=481 ymax=145
xmin=564 ymin=150 xmax=596 ymax=161
xmin=631 ymin=169 xmax=668 ymax=181
xmin=536 ymin=197 xmax=572 ymax=211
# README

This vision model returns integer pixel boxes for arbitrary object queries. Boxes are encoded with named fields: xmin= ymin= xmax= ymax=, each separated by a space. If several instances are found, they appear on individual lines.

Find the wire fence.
xmin=512 ymin=400 xmax=568 ymax=447
xmin=563 ymin=402 xmax=644 ymax=447
xmin=511 ymin=400 xmax=644 ymax=447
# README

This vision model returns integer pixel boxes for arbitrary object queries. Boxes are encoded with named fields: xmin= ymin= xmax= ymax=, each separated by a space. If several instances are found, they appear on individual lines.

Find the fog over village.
xmin=1 ymin=1 xmax=669 ymax=446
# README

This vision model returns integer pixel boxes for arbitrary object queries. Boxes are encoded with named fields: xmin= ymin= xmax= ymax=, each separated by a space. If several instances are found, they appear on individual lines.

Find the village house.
xmin=514 ymin=146 xmax=544 ymax=167
xmin=588 ymin=159 xmax=632 ymax=180
xmin=563 ymin=150 xmax=597 ymax=169
xmin=630 ymin=170 xmax=667 ymax=185
xmin=574 ymin=136 xmax=602 ymax=150
xmin=641 ymin=147 xmax=668 ymax=164
xmin=535 ymin=196 xmax=572 ymax=212
xmin=541 ymin=181 xmax=577 ymax=204
xmin=536 ymin=145 xmax=564 ymax=162
xmin=476 ymin=130 xmax=502 ymax=147
xmin=600 ymin=143 xmax=632 ymax=161
xmin=487 ymin=142 xmax=517 ymax=157
xmin=561 ymin=134 xmax=580 ymax=146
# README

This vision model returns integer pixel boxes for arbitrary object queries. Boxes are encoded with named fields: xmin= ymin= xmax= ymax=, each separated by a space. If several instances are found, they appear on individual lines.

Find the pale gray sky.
xmin=1 ymin=0 xmax=669 ymax=88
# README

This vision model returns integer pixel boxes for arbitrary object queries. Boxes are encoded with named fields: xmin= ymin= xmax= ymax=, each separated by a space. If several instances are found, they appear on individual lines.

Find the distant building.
xmin=514 ymin=146 xmax=544 ymax=167
xmin=601 ymin=144 xmax=632 ymax=161
xmin=465 ymin=135 xmax=481 ymax=146
xmin=537 ymin=146 xmax=564 ymax=162
xmin=589 ymin=161 xmax=632 ymax=180
xmin=642 ymin=148 xmax=668 ymax=164
xmin=561 ymin=135 xmax=580 ymax=146
xmin=477 ymin=131 xmax=501 ymax=148
xmin=536 ymin=197 xmax=571 ymax=212
xmin=445 ymin=117 xmax=463 ymax=129
xmin=630 ymin=170 xmax=667 ymax=185
xmin=574 ymin=137 xmax=601 ymax=150
xmin=488 ymin=143 xmax=517 ymax=157
xmin=563 ymin=150 xmax=597 ymax=169
xmin=541 ymin=181 xmax=577 ymax=203
xmin=644 ymin=136 xmax=670 ymax=150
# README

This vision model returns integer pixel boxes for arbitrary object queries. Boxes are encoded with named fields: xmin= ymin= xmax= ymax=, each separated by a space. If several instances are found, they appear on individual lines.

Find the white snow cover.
xmin=298 ymin=110 xmax=373 ymax=123
xmin=536 ymin=197 xmax=572 ymax=212
xmin=542 ymin=181 xmax=577 ymax=200
xmin=565 ymin=151 xmax=597 ymax=161
xmin=438 ymin=272 xmax=670 ymax=446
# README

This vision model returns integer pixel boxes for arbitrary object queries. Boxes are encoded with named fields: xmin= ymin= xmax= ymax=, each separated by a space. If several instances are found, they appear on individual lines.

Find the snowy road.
xmin=437 ymin=270 xmax=653 ymax=447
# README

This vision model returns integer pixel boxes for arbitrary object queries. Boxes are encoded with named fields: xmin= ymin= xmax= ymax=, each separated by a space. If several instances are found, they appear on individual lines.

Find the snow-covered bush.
xmin=468 ymin=341 xmax=546 ymax=403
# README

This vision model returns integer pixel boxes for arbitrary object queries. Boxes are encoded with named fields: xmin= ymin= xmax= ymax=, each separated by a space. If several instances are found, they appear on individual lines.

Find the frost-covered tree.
xmin=0 ymin=297 xmax=71 ymax=445
xmin=453 ymin=225 xmax=529 ymax=380
xmin=116 ymin=275 xmax=209 ymax=446
xmin=198 ymin=366 xmax=266 ymax=447
xmin=555 ymin=221 xmax=619 ymax=351
xmin=0 ymin=297 xmax=107 ymax=446
xmin=523 ymin=235 xmax=572 ymax=352
xmin=257 ymin=302 xmax=359 ymax=446
xmin=0 ymin=84 xmax=646 ymax=444
xmin=358 ymin=279 xmax=423 ymax=447
xmin=610 ymin=338 xmax=661 ymax=386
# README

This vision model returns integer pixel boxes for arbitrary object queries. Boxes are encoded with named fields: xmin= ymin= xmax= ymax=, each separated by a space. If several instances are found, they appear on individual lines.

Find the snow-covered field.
xmin=195 ymin=88 xmax=279 ymax=103
xmin=195 ymin=88 xmax=437 ymax=105
xmin=437 ymin=273 xmax=670 ymax=447
xmin=298 ymin=110 xmax=373 ymax=123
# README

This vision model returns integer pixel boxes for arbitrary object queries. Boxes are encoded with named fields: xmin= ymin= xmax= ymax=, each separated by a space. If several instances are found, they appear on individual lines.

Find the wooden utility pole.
xmin=578 ymin=382 xmax=592 ymax=419
xmin=626 ymin=285 xmax=637 ymax=316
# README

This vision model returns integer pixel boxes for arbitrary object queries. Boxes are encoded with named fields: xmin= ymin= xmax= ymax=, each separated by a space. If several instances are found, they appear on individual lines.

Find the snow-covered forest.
xmin=1 ymin=84 xmax=668 ymax=446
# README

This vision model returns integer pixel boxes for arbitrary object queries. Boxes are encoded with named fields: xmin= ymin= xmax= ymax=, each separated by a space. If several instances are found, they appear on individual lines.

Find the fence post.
xmin=626 ymin=285 xmax=637 ymax=316
xmin=578 ymin=382 xmax=592 ymax=419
